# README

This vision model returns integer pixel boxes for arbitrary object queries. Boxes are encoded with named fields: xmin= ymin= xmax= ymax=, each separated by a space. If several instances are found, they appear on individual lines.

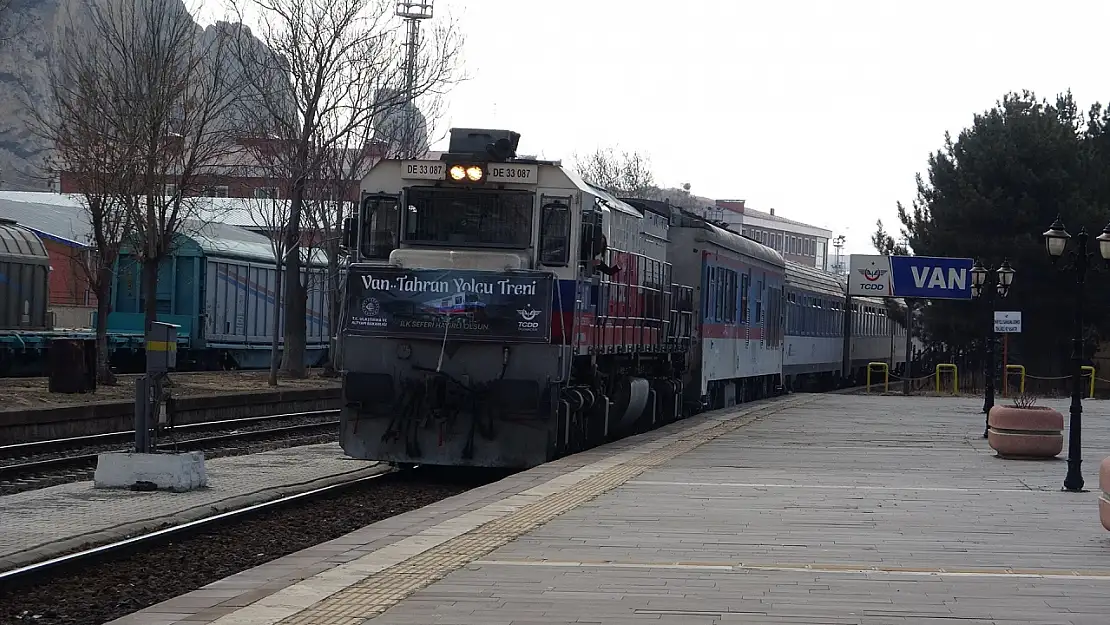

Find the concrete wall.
xmin=49 ymin=304 xmax=94 ymax=329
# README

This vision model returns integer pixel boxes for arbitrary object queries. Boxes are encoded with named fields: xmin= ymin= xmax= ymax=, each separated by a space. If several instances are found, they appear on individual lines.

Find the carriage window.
xmin=739 ymin=271 xmax=751 ymax=324
xmin=755 ymin=278 xmax=764 ymax=327
xmin=360 ymin=194 xmax=400 ymax=260
xmin=539 ymin=196 xmax=571 ymax=266
xmin=717 ymin=268 xmax=727 ymax=321
xmin=724 ymin=269 xmax=737 ymax=323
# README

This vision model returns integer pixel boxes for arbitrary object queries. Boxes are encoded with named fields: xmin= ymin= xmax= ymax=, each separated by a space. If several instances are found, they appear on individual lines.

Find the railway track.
xmin=0 ymin=410 xmax=340 ymax=494
xmin=0 ymin=465 xmax=508 ymax=625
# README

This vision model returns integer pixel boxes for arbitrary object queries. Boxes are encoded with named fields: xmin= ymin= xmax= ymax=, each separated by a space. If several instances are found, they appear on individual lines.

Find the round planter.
xmin=986 ymin=405 xmax=1064 ymax=459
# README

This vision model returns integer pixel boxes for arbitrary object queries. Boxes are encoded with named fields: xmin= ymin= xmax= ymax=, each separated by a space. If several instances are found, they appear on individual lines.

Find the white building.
xmin=710 ymin=199 xmax=831 ymax=272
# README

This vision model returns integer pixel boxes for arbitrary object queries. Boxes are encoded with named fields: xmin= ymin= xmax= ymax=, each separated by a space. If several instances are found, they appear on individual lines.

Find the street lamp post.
xmin=971 ymin=259 xmax=1016 ymax=438
xmin=1043 ymin=216 xmax=1110 ymax=492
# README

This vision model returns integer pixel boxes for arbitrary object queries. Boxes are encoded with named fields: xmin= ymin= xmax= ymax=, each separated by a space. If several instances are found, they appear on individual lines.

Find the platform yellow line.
xmin=471 ymin=558 xmax=1110 ymax=581
xmin=629 ymin=480 xmax=1075 ymax=494
xmin=271 ymin=396 xmax=814 ymax=625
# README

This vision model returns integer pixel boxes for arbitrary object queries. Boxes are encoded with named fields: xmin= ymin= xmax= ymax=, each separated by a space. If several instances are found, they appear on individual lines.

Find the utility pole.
xmin=395 ymin=1 xmax=433 ymax=159
xmin=832 ymin=235 xmax=846 ymax=276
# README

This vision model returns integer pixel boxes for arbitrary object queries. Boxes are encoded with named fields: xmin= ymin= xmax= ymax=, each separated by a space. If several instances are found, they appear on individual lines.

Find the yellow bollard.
xmin=935 ymin=364 xmax=958 ymax=395
xmin=867 ymin=362 xmax=889 ymax=394
xmin=1004 ymin=364 xmax=1026 ymax=396
xmin=1082 ymin=365 xmax=1096 ymax=399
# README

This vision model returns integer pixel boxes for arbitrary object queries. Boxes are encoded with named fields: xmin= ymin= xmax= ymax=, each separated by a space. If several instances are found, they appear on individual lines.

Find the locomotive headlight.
xmin=448 ymin=164 xmax=485 ymax=182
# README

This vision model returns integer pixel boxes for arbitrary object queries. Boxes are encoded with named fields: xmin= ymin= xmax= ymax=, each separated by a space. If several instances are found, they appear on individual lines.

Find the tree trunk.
xmin=281 ymin=271 xmax=307 ymax=376
xmin=94 ymin=265 xmax=116 ymax=386
xmin=280 ymin=186 xmax=307 ymax=377
xmin=142 ymin=258 xmax=158 ymax=333
xmin=269 ymin=261 xmax=283 ymax=387
xmin=322 ymin=245 xmax=341 ymax=377
xmin=143 ymin=193 xmax=158 ymax=333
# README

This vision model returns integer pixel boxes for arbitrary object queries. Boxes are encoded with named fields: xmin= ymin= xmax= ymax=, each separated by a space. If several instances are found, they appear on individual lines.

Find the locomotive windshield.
xmin=402 ymin=187 xmax=533 ymax=248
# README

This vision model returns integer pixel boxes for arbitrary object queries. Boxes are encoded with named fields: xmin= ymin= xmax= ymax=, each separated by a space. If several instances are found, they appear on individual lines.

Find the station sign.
xmin=400 ymin=160 xmax=539 ymax=184
xmin=994 ymin=311 xmax=1021 ymax=333
xmin=848 ymin=254 xmax=974 ymax=300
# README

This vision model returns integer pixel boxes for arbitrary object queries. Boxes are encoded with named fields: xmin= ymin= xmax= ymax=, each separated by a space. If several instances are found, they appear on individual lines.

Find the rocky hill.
xmin=0 ymin=0 xmax=60 ymax=190
xmin=0 ymin=0 xmax=275 ymax=191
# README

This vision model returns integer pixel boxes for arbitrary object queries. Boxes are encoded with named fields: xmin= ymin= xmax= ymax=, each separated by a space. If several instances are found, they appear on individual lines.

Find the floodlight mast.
xmin=395 ymin=1 xmax=434 ymax=159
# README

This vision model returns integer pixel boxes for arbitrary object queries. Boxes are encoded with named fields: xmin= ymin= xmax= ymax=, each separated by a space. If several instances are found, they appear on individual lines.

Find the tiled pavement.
xmin=0 ymin=443 xmax=383 ymax=572
xmin=109 ymin=394 xmax=1110 ymax=624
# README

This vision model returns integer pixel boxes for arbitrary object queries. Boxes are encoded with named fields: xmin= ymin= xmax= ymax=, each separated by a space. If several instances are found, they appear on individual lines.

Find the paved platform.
xmin=0 ymin=444 xmax=382 ymax=572
xmin=109 ymin=394 xmax=1110 ymax=625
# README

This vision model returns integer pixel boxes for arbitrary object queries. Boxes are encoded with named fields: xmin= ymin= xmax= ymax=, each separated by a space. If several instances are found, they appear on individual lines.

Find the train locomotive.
xmin=336 ymin=127 xmax=909 ymax=469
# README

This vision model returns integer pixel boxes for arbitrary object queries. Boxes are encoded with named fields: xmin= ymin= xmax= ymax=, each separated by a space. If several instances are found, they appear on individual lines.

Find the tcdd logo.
xmin=858 ymin=268 xmax=888 ymax=282
xmin=517 ymin=306 xmax=542 ymax=331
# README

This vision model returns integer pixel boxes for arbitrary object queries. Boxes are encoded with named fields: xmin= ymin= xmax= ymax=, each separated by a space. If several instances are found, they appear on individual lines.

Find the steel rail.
xmin=0 ymin=419 xmax=340 ymax=481
xmin=0 ymin=467 xmax=408 ymax=590
xmin=0 ymin=409 xmax=340 ymax=457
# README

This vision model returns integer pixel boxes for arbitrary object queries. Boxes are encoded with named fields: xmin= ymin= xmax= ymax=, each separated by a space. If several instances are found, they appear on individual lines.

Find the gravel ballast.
xmin=0 ymin=467 xmax=505 ymax=625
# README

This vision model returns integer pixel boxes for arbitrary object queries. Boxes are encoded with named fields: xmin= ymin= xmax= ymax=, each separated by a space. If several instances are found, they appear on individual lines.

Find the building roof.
xmin=185 ymin=219 xmax=325 ymax=266
xmin=0 ymin=192 xmax=326 ymax=266
xmin=743 ymin=206 xmax=832 ymax=235
xmin=0 ymin=191 xmax=350 ymax=232
xmin=0 ymin=194 xmax=93 ymax=247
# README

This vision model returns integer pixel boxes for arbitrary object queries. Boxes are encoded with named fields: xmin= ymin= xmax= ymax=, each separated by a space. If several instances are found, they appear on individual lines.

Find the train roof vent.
xmin=0 ymin=218 xmax=48 ymax=261
xmin=447 ymin=128 xmax=520 ymax=161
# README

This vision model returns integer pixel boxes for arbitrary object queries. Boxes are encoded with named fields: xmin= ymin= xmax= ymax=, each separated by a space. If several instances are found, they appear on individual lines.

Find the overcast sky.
xmin=200 ymin=0 xmax=1110 ymax=255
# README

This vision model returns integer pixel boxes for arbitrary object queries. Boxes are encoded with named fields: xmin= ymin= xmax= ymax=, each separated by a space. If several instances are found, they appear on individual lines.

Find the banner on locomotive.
xmin=345 ymin=266 xmax=555 ymax=343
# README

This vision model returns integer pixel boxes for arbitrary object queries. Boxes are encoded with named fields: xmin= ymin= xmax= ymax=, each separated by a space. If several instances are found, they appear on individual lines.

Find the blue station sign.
xmin=847 ymin=254 xmax=974 ymax=300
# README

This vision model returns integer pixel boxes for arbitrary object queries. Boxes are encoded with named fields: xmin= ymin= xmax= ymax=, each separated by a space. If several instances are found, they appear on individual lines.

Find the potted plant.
xmin=986 ymin=394 xmax=1063 ymax=459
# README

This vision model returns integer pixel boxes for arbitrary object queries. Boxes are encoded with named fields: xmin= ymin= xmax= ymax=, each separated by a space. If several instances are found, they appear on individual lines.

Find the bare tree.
xmin=81 ymin=0 xmax=242 ymax=332
xmin=244 ymin=188 xmax=299 ymax=386
xmin=305 ymin=88 xmax=449 ymax=375
xmin=229 ymin=0 xmax=463 ymax=377
xmin=304 ymin=142 xmax=362 ymax=377
xmin=23 ymin=1 xmax=143 ymax=385
xmin=573 ymin=147 xmax=659 ymax=198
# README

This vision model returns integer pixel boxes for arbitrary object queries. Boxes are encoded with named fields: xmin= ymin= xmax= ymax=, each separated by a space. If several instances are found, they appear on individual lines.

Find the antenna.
xmin=395 ymin=1 xmax=434 ymax=158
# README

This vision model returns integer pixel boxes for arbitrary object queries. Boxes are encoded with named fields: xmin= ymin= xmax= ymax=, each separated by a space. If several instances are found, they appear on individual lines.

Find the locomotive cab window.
xmin=360 ymin=194 xmax=400 ymax=260
xmin=403 ymin=187 xmax=534 ymax=248
xmin=539 ymin=195 xmax=571 ymax=266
